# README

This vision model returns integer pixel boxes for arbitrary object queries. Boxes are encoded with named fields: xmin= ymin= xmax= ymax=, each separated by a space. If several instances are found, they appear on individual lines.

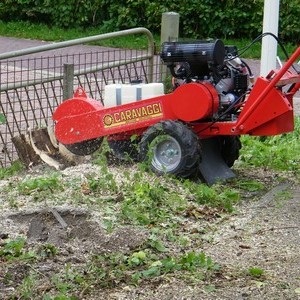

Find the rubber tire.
xmin=219 ymin=136 xmax=242 ymax=167
xmin=139 ymin=120 xmax=201 ymax=178
xmin=108 ymin=139 xmax=139 ymax=161
xmin=63 ymin=137 xmax=103 ymax=156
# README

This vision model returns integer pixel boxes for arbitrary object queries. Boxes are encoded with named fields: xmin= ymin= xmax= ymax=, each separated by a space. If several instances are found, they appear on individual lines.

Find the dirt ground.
xmin=0 ymin=162 xmax=300 ymax=300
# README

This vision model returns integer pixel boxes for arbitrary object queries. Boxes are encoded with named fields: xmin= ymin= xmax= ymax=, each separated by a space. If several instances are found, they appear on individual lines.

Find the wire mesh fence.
xmin=0 ymin=48 xmax=164 ymax=168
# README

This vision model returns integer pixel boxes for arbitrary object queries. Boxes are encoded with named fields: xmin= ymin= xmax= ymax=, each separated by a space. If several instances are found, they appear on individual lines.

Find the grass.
xmin=248 ymin=267 xmax=265 ymax=278
xmin=0 ymin=161 xmax=24 ymax=179
xmin=0 ymin=20 xmax=297 ymax=58
xmin=238 ymin=116 xmax=300 ymax=176
xmin=0 ymin=20 xmax=156 ymax=50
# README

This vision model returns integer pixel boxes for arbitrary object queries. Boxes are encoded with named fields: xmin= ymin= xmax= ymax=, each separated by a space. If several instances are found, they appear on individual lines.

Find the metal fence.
xmin=0 ymin=28 xmax=164 ymax=168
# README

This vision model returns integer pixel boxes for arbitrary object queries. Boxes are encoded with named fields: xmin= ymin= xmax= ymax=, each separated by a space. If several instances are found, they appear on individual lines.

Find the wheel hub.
xmin=152 ymin=136 xmax=182 ymax=172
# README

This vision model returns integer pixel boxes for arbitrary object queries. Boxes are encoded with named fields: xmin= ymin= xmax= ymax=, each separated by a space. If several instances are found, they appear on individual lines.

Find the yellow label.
xmin=103 ymin=103 xmax=163 ymax=128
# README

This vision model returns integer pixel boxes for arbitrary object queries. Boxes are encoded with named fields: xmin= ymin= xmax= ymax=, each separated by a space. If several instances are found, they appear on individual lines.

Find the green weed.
xmin=43 ymin=295 xmax=77 ymax=300
xmin=38 ymin=243 xmax=58 ymax=258
xmin=120 ymin=176 xmax=186 ymax=226
xmin=0 ymin=237 xmax=36 ymax=261
xmin=88 ymin=248 xmax=219 ymax=286
xmin=86 ymin=172 xmax=118 ymax=195
xmin=0 ymin=113 xmax=6 ymax=124
xmin=0 ymin=237 xmax=26 ymax=259
xmin=17 ymin=174 xmax=63 ymax=196
xmin=182 ymin=180 xmax=240 ymax=212
xmin=132 ymin=251 xmax=220 ymax=283
xmin=148 ymin=233 xmax=169 ymax=253
xmin=236 ymin=179 xmax=265 ymax=192
xmin=239 ymin=116 xmax=300 ymax=174
xmin=37 ymin=247 xmax=220 ymax=294
xmin=179 ymin=251 xmax=220 ymax=272
xmin=274 ymin=189 xmax=293 ymax=208
xmin=15 ymin=272 xmax=37 ymax=300
xmin=248 ymin=267 xmax=265 ymax=278
xmin=0 ymin=161 xmax=24 ymax=179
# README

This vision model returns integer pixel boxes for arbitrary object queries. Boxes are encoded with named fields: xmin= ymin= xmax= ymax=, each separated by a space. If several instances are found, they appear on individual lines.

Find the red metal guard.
xmin=194 ymin=46 xmax=300 ymax=137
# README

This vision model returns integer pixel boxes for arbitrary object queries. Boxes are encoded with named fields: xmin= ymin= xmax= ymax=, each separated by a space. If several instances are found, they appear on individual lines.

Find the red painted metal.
xmin=194 ymin=46 xmax=300 ymax=137
xmin=53 ymin=46 xmax=300 ymax=144
xmin=235 ymin=77 xmax=293 ymax=134
xmin=170 ymin=82 xmax=219 ymax=121
xmin=53 ymin=83 xmax=217 ymax=144
xmin=232 ymin=46 xmax=300 ymax=134
xmin=54 ymin=94 xmax=169 ymax=144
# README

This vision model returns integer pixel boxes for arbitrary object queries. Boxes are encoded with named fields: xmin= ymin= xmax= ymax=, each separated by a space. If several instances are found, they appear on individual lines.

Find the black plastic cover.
xmin=160 ymin=40 xmax=225 ymax=66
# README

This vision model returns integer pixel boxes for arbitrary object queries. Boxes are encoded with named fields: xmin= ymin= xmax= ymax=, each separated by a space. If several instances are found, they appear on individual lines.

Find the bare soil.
xmin=1 ymin=162 xmax=300 ymax=300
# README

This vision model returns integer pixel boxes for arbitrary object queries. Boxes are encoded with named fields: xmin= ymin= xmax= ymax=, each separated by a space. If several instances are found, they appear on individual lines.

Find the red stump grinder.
xmin=52 ymin=39 xmax=300 ymax=184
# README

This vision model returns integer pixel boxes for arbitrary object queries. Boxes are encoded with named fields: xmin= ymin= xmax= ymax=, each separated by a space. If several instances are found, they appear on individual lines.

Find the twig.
xmin=50 ymin=208 xmax=68 ymax=228
xmin=28 ymin=264 xmax=48 ymax=278
xmin=255 ymin=226 xmax=299 ymax=234
xmin=79 ymin=285 xmax=90 ymax=298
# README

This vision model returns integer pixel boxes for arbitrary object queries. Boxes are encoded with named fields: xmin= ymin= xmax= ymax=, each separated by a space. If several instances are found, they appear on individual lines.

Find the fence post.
xmin=63 ymin=63 xmax=74 ymax=101
xmin=160 ymin=12 xmax=180 ymax=82
xmin=260 ymin=0 xmax=280 ymax=77
xmin=160 ymin=12 xmax=180 ymax=44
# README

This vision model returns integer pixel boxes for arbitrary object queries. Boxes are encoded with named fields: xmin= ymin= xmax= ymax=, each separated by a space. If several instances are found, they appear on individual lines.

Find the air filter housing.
xmin=160 ymin=40 xmax=226 ymax=79
xmin=160 ymin=39 xmax=225 ymax=66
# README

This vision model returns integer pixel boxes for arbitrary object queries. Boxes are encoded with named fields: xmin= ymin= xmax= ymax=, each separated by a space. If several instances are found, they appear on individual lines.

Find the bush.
xmin=0 ymin=0 xmax=298 ymax=43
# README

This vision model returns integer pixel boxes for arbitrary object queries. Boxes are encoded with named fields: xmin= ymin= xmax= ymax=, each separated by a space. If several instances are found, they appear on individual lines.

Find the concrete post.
xmin=160 ymin=12 xmax=180 ymax=83
xmin=260 ymin=0 xmax=280 ymax=77
xmin=63 ymin=63 xmax=74 ymax=101
xmin=161 ymin=12 xmax=180 ymax=44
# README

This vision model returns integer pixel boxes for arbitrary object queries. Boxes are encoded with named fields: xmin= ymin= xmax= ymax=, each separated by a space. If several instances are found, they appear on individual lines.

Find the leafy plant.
xmin=0 ymin=237 xmax=35 ymax=261
xmin=17 ymin=174 xmax=63 ymax=195
xmin=133 ymin=250 xmax=220 ymax=283
xmin=38 ymin=243 xmax=58 ymax=258
xmin=248 ymin=267 xmax=265 ymax=278
xmin=15 ymin=272 xmax=37 ymax=300
xmin=179 ymin=251 xmax=220 ymax=272
xmin=0 ymin=237 xmax=26 ymax=259
xmin=0 ymin=161 xmax=24 ymax=180
xmin=87 ymin=173 xmax=118 ymax=195
xmin=128 ymin=251 xmax=147 ymax=267
xmin=148 ymin=234 xmax=169 ymax=252
xmin=0 ymin=0 xmax=298 ymax=42
xmin=239 ymin=116 xmax=300 ymax=174
xmin=0 ymin=113 xmax=6 ymax=124
xmin=236 ymin=179 xmax=265 ymax=192
xmin=182 ymin=180 xmax=240 ymax=212
xmin=120 ymin=174 xmax=186 ymax=226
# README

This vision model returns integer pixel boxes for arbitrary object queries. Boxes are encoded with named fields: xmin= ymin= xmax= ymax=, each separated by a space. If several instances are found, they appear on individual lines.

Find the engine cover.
xmin=171 ymin=82 xmax=219 ymax=121
xmin=161 ymin=40 xmax=225 ymax=65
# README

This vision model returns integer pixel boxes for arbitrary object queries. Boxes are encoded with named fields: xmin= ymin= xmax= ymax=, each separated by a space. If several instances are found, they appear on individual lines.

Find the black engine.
xmin=160 ymin=40 xmax=252 ymax=117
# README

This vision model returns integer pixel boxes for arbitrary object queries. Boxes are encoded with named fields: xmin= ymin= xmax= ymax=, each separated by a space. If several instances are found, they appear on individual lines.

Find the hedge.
xmin=0 ymin=0 xmax=299 ymax=43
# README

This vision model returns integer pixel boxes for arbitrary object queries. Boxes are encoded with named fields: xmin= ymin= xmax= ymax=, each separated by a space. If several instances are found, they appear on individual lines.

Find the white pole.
xmin=260 ymin=0 xmax=280 ymax=77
